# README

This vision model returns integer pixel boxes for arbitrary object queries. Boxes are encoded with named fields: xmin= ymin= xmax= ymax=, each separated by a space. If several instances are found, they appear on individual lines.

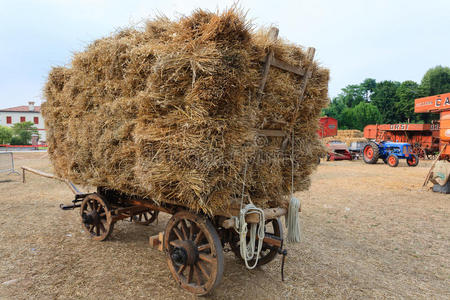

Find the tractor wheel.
xmin=387 ymin=154 xmax=399 ymax=167
xmin=407 ymin=154 xmax=419 ymax=167
xmin=363 ymin=142 xmax=379 ymax=164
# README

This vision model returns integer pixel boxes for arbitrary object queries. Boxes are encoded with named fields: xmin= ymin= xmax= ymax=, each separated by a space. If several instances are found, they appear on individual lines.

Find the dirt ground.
xmin=0 ymin=152 xmax=448 ymax=299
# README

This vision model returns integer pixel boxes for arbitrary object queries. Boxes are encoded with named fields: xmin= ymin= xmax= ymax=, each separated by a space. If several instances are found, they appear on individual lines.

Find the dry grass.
xmin=42 ymin=8 xmax=329 ymax=214
xmin=0 ymin=153 xmax=448 ymax=299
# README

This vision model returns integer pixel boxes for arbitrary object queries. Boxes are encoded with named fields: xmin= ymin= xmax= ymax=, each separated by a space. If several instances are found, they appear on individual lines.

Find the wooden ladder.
xmin=256 ymin=27 xmax=316 ymax=139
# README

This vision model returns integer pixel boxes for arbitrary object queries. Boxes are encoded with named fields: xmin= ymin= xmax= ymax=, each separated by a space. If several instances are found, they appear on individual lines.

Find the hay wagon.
xmin=22 ymin=166 xmax=290 ymax=295
xmin=27 ymin=26 xmax=317 ymax=295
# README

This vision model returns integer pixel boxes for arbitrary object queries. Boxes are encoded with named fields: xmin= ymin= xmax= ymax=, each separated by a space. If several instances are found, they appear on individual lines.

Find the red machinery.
xmin=318 ymin=116 xmax=337 ymax=138
xmin=415 ymin=92 xmax=450 ymax=160
xmin=325 ymin=140 xmax=352 ymax=161
xmin=363 ymin=123 xmax=440 ymax=158
xmin=318 ymin=117 xmax=352 ymax=161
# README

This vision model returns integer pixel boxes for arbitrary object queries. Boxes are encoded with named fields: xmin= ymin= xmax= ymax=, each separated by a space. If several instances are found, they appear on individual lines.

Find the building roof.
xmin=0 ymin=105 xmax=41 ymax=113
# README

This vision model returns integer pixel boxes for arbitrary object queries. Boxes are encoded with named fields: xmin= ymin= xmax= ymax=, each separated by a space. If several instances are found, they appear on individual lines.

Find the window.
xmin=6 ymin=116 xmax=12 ymax=124
xmin=20 ymin=116 xmax=26 ymax=122
xmin=34 ymin=117 xmax=39 ymax=124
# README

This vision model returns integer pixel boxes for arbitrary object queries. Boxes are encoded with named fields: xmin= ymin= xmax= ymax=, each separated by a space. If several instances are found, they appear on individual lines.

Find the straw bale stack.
xmin=322 ymin=129 xmax=367 ymax=146
xmin=42 ymin=9 xmax=329 ymax=214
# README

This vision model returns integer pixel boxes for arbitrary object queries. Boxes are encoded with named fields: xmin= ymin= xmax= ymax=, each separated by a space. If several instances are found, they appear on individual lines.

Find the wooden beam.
xmin=271 ymin=57 xmax=305 ymax=76
xmin=257 ymin=27 xmax=279 ymax=95
xmin=258 ymin=50 xmax=274 ymax=95
xmin=257 ymin=129 xmax=286 ymax=137
xmin=221 ymin=207 xmax=287 ymax=229
xmin=423 ymin=144 xmax=447 ymax=187
xmin=21 ymin=166 xmax=81 ymax=195
xmin=290 ymin=47 xmax=315 ymax=125
xmin=267 ymin=27 xmax=279 ymax=42
xmin=149 ymin=232 xmax=164 ymax=252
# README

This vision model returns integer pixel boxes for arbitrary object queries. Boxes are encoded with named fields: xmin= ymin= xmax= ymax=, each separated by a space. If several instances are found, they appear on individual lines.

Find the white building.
xmin=0 ymin=101 xmax=46 ymax=142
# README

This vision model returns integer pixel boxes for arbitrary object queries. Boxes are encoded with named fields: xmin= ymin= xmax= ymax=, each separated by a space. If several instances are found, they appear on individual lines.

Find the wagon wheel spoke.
xmin=189 ymin=222 xmax=194 ymax=240
xmin=196 ymin=261 xmax=210 ymax=280
xmin=80 ymin=193 xmax=114 ymax=241
xmin=99 ymin=221 xmax=106 ymax=232
xmin=193 ymin=265 xmax=202 ymax=285
xmin=173 ymin=227 xmax=184 ymax=241
xmin=186 ymin=265 xmax=193 ymax=284
xmin=194 ymin=231 xmax=204 ymax=245
xmin=198 ymin=253 xmax=214 ymax=264
xmin=197 ymin=244 xmax=211 ymax=252
xmin=180 ymin=220 xmax=189 ymax=240
xmin=132 ymin=209 xmax=158 ymax=225
xmin=177 ymin=264 xmax=186 ymax=275
xmin=164 ymin=211 xmax=224 ymax=295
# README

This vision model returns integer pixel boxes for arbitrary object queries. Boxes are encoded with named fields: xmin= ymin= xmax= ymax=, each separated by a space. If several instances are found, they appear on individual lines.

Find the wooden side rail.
xmin=21 ymin=166 xmax=81 ymax=195
xmin=221 ymin=207 xmax=287 ymax=229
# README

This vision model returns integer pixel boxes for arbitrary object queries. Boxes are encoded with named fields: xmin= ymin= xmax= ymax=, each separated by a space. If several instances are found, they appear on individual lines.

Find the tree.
xmin=420 ymin=66 xmax=450 ymax=96
xmin=395 ymin=80 xmax=421 ymax=123
xmin=351 ymin=102 xmax=382 ymax=130
xmin=337 ymin=107 xmax=355 ymax=129
xmin=361 ymin=78 xmax=377 ymax=101
xmin=11 ymin=122 xmax=38 ymax=145
xmin=370 ymin=80 xmax=400 ymax=123
xmin=338 ymin=84 xmax=365 ymax=107
xmin=0 ymin=126 xmax=13 ymax=144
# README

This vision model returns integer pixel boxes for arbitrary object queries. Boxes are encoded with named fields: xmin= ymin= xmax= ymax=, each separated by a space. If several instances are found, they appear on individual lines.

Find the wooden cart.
xmin=22 ymin=27 xmax=315 ymax=295
xmin=22 ymin=166 xmax=289 ymax=295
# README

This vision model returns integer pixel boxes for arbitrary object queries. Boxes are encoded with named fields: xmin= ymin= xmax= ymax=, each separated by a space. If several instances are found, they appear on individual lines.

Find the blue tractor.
xmin=363 ymin=141 xmax=419 ymax=167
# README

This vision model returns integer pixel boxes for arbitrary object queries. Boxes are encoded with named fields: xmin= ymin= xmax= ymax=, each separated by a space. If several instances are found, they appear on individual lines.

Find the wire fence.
xmin=0 ymin=152 xmax=20 ymax=174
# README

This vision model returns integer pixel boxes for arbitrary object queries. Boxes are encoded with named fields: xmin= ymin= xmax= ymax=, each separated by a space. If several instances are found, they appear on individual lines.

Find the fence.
xmin=0 ymin=144 xmax=48 ymax=151
xmin=0 ymin=152 xmax=20 ymax=175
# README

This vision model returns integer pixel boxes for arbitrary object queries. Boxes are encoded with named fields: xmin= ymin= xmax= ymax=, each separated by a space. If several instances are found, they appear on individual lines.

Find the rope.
xmin=286 ymin=130 xmax=301 ymax=243
xmin=233 ymin=162 xmax=265 ymax=269
xmin=235 ymin=204 xmax=265 ymax=269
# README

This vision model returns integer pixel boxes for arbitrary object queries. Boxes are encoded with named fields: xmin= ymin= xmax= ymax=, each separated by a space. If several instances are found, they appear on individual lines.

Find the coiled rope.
xmin=233 ymin=162 xmax=266 ymax=269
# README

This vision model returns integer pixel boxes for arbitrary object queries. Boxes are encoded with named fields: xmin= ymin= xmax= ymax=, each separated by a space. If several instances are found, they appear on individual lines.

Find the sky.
xmin=0 ymin=0 xmax=449 ymax=108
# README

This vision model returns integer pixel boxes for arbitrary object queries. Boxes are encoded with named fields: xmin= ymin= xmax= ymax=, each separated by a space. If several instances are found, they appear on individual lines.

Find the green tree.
xmin=361 ymin=78 xmax=377 ymax=101
xmin=395 ymin=80 xmax=421 ymax=123
xmin=0 ymin=126 xmax=13 ymax=144
xmin=370 ymin=80 xmax=400 ymax=123
xmin=420 ymin=65 xmax=450 ymax=96
xmin=338 ymin=85 xmax=365 ymax=107
xmin=11 ymin=121 xmax=38 ymax=145
xmin=351 ymin=102 xmax=382 ymax=130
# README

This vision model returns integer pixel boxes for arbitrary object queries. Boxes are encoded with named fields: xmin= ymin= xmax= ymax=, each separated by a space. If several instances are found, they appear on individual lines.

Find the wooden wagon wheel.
xmin=230 ymin=218 xmax=283 ymax=266
xmin=164 ymin=211 xmax=224 ymax=296
xmin=132 ymin=209 xmax=159 ymax=225
xmin=80 ymin=193 xmax=114 ymax=241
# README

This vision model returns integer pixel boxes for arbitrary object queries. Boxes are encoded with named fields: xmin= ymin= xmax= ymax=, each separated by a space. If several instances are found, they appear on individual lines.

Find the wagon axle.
xmin=82 ymin=209 xmax=101 ymax=226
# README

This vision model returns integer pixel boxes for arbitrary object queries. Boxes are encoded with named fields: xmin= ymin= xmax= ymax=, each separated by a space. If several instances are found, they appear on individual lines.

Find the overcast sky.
xmin=0 ymin=0 xmax=449 ymax=108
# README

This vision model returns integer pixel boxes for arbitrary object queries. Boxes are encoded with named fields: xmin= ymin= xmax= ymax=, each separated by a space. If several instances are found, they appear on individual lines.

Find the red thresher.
xmin=363 ymin=123 xmax=440 ymax=159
